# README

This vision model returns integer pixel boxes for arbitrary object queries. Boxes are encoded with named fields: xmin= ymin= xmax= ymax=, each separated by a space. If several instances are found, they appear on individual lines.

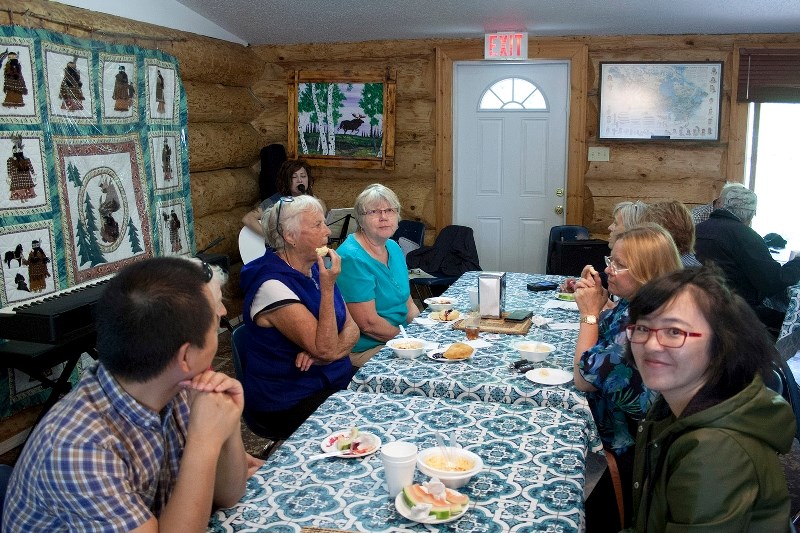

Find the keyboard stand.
xmin=0 ymin=331 xmax=98 ymax=427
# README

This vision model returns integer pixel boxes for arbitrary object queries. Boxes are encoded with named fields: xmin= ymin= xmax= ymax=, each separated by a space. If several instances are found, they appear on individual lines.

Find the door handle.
xmin=556 ymin=188 xmax=564 ymax=197
xmin=554 ymin=205 xmax=564 ymax=215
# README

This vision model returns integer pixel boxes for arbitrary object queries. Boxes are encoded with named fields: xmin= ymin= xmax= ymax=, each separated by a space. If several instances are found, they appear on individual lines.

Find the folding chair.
xmin=231 ymin=324 xmax=286 ymax=458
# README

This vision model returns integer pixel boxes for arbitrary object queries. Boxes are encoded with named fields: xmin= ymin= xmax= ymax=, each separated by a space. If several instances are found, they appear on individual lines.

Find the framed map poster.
xmin=599 ymin=62 xmax=723 ymax=141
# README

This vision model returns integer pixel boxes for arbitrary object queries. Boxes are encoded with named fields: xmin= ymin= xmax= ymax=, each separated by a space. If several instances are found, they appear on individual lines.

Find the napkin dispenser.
xmin=479 ymin=272 xmax=506 ymax=318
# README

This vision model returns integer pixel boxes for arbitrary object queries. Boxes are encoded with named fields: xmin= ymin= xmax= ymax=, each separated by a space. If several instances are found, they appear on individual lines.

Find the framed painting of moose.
xmin=287 ymin=68 xmax=396 ymax=169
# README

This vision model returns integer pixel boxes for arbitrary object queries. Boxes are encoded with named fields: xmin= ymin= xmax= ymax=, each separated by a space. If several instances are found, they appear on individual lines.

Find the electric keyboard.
xmin=0 ymin=274 xmax=114 ymax=344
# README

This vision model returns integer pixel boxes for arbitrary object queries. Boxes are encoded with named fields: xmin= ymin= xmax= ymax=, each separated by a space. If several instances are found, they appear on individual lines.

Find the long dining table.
xmin=208 ymin=389 xmax=591 ymax=532
xmin=349 ymin=271 xmax=600 ymax=451
xmin=208 ymin=270 xmax=600 ymax=531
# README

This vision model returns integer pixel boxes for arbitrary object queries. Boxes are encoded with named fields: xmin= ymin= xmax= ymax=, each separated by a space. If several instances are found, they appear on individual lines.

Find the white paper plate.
xmin=394 ymin=491 xmax=468 ymax=524
xmin=525 ymin=367 xmax=573 ymax=385
xmin=320 ymin=430 xmax=381 ymax=457
xmin=426 ymin=345 xmax=474 ymax=362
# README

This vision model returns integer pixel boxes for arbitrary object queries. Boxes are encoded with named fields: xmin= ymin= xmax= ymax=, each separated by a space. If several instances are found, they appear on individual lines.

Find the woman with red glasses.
xmin=573 ymin=224 xmax=681 ymax=532
xmin=626 ymin=266 xmax=794 ymax=531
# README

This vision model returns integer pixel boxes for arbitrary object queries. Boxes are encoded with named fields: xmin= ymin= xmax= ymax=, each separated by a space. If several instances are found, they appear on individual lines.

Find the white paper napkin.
xmin=544 ymin=300 xmax=579 ymax=311
xmin=531 ymin=315 xmax=554 ymax=327
xmin=414 ymin=317 xmax=438 ymax=325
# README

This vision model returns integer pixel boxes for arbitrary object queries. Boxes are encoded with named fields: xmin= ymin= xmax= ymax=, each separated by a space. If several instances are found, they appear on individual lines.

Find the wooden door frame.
xmin=434 ymin=42 xmax=589 ymax=232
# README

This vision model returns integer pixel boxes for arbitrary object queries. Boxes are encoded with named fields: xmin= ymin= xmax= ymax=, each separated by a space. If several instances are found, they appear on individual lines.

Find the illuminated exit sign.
xmin=484 ymin=32 xmax=528 ymax=60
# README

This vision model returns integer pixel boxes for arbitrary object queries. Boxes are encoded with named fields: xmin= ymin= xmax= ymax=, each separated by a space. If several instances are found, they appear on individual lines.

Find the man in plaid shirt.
xmin=2 ymin=257 xmax=249 ymax=532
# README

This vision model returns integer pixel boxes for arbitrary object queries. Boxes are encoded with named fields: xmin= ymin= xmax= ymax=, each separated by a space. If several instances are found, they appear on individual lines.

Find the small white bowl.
xmin=424 ymin=297 xmax=454 ymax=312
xmin=417 ymin=447 xmax=483 ymax=488
xmin=514 ymin=341 xmax=555 ymax=362
xmin=386 ymin=337 xmax=427 ymax=359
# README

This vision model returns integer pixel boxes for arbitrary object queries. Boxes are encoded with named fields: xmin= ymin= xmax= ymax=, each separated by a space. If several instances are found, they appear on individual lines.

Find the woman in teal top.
xmin=336 ymin=184 xmax=419 ymax=365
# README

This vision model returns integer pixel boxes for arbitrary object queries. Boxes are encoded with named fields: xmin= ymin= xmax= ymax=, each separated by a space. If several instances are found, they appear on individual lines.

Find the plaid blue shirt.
xmin=2 ymin=363 xmax=190 ymax=532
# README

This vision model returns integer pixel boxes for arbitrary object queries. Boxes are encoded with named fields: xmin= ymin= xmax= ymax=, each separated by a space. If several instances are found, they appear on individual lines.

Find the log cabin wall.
xmin=2 ymin=0 xmax=266 ymax=275
xmin=254 ymin=33 xmax=800 ymax=239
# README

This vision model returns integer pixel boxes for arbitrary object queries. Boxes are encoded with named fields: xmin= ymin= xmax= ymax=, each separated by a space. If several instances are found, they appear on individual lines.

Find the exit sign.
xmin=484 ymin=32 xmax=528 ymax=60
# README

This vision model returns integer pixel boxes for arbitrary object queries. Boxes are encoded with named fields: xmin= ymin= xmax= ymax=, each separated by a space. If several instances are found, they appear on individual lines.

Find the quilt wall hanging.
xmin=0 ymin=25 xmax=193 ymax=418
xmin=0 ymin=25 xmax=194 ymax=310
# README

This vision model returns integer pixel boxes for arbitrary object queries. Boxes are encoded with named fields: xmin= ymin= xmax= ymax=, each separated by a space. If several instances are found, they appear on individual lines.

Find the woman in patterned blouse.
xmin=572 ymin=224 xmax=681 ymax=532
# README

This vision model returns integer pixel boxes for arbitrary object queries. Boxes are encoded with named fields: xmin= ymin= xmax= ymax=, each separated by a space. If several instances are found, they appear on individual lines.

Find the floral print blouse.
xmin=579 ymin=299 xmax=655 ymax=455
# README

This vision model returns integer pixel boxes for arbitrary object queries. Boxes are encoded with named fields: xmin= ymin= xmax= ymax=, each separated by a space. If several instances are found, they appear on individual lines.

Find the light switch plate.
xmin=588 ymin=147 xmax=610 ymax=161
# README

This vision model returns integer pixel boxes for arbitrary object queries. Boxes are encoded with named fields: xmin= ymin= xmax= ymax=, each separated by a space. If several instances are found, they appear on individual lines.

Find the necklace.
xmin=281 ymin=250 xmax=319 ymax=289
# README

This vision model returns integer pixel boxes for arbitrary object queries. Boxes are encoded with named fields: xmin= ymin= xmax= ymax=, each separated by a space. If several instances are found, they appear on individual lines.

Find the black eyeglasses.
xmin=275 ymin=196 xmax=294 ymax=234
xmin=625 ymin=324 xmax=703 ymax=348
xmin=201 ymin=261 xmax=213 ymax=282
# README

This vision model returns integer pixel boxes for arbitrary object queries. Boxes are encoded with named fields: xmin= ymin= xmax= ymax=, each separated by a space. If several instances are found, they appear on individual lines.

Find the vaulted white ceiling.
xmin=174 ymin=0 xmax=800 ymax=46
xmin=53 ymin=0 xmax=800 ymax=47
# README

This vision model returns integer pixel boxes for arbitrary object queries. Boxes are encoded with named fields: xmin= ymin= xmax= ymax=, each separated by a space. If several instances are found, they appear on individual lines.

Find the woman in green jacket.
xmin=625 ymin=266 xmax=795 ymax=532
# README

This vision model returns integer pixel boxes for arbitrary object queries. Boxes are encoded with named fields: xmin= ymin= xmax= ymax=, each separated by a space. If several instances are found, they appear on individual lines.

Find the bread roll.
xmin=444 ymin=342 xmax=473 ymax=360
xmin=316 ymin=246 xmax=330 ymax=257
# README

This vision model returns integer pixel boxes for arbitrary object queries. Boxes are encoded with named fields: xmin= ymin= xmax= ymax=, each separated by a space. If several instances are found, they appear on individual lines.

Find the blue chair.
xmin=392 ymin=220 xmax=425 ymax=247
xmin=0 ymin=464 xmax=13 ymax=524
xmin=230 ymin=324 xmax=285 ymax=458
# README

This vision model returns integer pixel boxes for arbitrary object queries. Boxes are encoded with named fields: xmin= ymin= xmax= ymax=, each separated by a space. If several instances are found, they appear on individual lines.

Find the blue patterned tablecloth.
xmin=350 ymin=272 xmax=600 ymax=451
xmin=208 ymin=390 xmax=589 ymax=532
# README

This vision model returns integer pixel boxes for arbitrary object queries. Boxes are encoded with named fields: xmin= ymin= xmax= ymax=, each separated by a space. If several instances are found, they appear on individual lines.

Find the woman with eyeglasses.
xmin=573 ymin=224 xmax=681 ymax=532
xmin=559 ymin=200 xmax=648 ymax=294
xmin=239 ymin=195 xmax=360 ymax=438
xmin=335 ymin=184 xmax=420 ymax=366
xmin=626 ymin=266 xmax=794 ymax=531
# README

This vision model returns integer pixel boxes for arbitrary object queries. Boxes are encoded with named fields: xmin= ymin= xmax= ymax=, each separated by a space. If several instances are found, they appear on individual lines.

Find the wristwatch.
xmin=580 ymin=314 xmax=598 ymax=325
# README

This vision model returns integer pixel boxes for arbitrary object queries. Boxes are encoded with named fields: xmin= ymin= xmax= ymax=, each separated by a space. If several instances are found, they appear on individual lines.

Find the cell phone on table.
xmin=527 ymin=281 xmax=558 ymax=291
xmin=505 ymin=310 xmax=533 ymax=322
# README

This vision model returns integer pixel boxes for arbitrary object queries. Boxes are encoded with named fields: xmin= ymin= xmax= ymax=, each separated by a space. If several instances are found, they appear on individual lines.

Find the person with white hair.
xmin=690 ymin=181 xmax=747 ymax=225
xmin=695 ymin=185 xmax=800 ymax=330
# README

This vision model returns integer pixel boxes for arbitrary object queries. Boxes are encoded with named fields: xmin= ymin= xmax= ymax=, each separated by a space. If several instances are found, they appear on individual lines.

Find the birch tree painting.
xmin=297 ymin=82 xmax=383 ymax=158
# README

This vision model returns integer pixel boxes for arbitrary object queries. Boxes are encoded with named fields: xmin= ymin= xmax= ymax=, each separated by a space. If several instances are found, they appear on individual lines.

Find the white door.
xmin=454 ymin=61 xmax=569 ymax=274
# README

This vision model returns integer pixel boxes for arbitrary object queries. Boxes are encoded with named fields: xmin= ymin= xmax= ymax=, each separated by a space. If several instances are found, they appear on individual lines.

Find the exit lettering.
xmin=484 ymin=32 xmax=528 ymax=60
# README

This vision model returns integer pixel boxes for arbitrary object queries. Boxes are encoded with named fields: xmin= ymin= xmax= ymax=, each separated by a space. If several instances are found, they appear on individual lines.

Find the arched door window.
xmin=479 ymin=77 xmax=547 ymax=110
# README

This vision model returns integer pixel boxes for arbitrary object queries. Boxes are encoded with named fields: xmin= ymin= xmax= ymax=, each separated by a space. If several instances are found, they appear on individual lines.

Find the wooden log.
xmin=194 ymin=207 xmax=251 ymax=261
xmin=185 ymin=81 xmax=263 ymax=123
xmin=191 ymin=168 xmax=259 ymax=218
xmin=170 ymin=40 xmax=262 ymax=86
xmin=4 ymin=1 xmax=262 ymax=87
xmin=585 ymin=146 xmax=726 ymax=181
xmin=188 ymin=123 xmax=265 ymax=172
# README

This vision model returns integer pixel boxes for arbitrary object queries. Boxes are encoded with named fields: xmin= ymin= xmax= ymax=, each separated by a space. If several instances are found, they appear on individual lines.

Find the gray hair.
xmin=353 ymin=183 xmax=401 ymax=228
xmin=720 ymin=186 xmax=757 ymax=224
xmin=262 ymin=195 xmax=325 ymax=251
xmin=613 ymin=200 xmax=649 ymax=230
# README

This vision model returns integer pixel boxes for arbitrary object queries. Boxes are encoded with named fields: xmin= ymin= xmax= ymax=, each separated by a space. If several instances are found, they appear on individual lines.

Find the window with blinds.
xmin=738 ymin=48 xmax=800 ymax=103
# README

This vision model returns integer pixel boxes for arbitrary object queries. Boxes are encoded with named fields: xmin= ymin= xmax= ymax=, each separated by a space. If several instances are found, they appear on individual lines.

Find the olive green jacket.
xmin=629 ymin=374 xmax=795 ymax=532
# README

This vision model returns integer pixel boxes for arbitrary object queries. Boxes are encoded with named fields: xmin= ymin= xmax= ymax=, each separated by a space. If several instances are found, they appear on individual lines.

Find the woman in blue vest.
xmin=240 ymin=195 xmax=360 ymax=438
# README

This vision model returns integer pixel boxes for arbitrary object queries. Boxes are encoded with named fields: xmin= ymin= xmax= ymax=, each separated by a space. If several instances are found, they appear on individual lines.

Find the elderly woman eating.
xmin=573 ymin=224 xmax=681 ymax=532
xmin=336 ymin=184 xmax=420 ymax=366
xmin=240 ymin=195 xmax=360 ymax=438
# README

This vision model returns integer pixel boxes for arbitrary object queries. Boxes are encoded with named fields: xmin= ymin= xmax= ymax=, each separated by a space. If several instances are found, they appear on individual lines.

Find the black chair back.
xmin=392 ymin=220 xmax=425 ymax=247
xmin=546 ymin=225 xmax=609 ymax=276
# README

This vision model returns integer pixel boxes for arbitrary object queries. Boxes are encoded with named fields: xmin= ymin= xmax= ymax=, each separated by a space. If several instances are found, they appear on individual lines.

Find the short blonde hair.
xmin=616 ymin=223 xmax=682 ymax=287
